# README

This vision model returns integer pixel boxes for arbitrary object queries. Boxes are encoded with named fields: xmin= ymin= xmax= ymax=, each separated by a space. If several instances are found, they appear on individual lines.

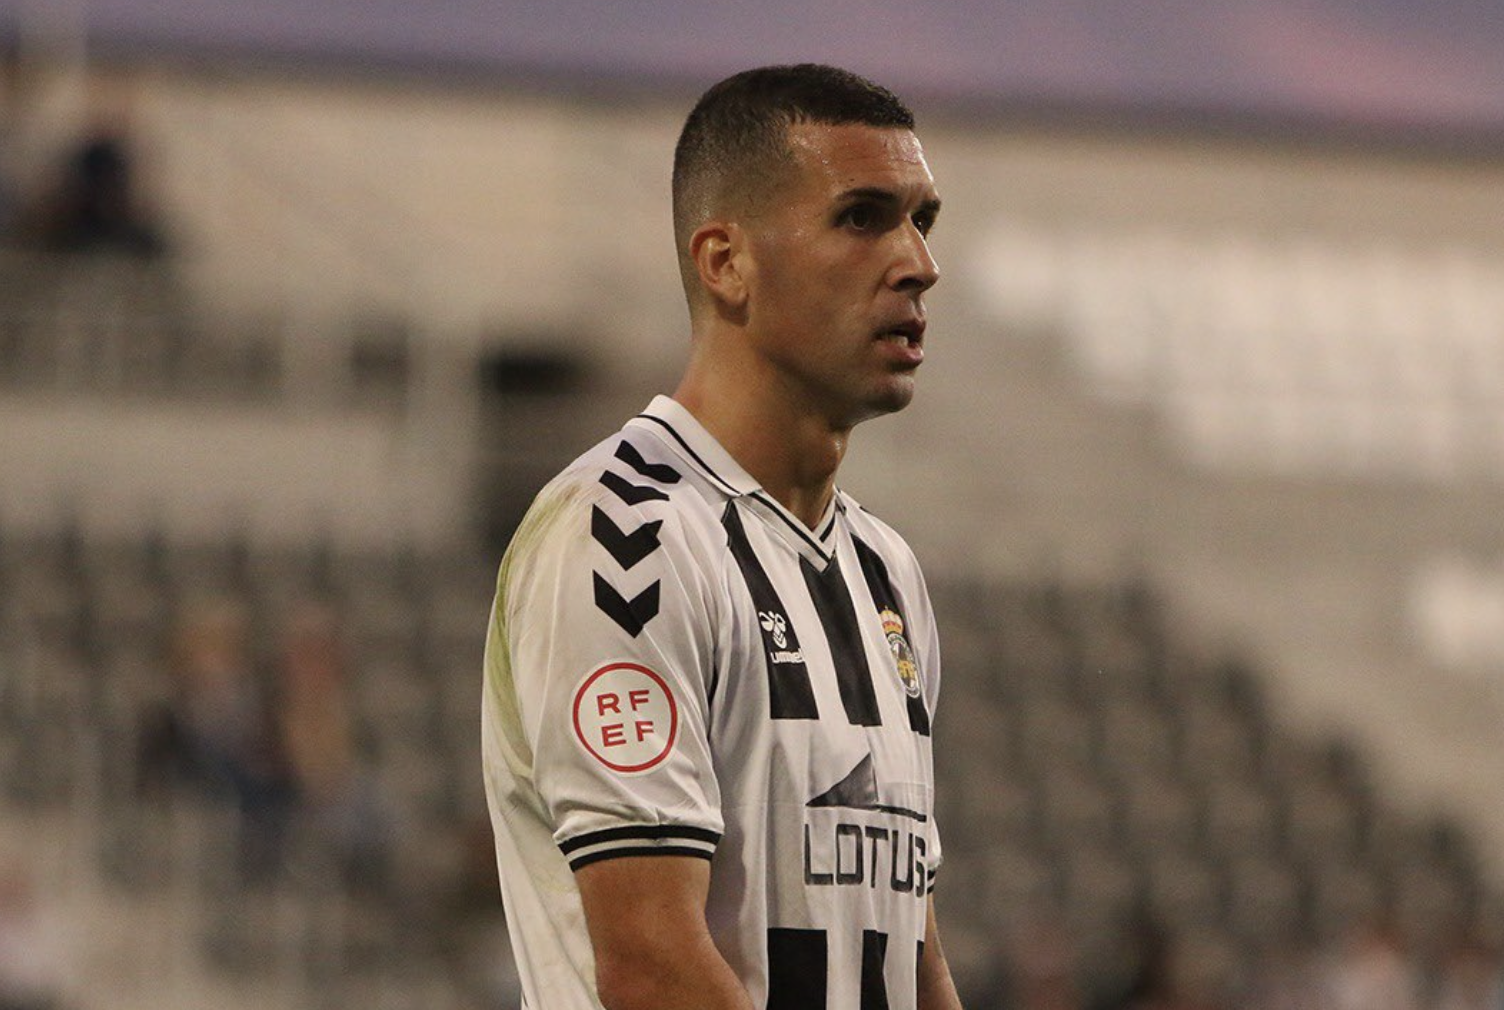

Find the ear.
xmin=689 ymin=220 xmax=749 ymax=311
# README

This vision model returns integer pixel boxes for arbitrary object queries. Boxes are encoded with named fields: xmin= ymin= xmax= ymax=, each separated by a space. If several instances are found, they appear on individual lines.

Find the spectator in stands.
xmin=276 ymin=602 xmax=391 ymax=893
xmin=24 ymin=106 xmax=166 ymax=257
xmin=137 ymin=598 xmax=292 ymax=881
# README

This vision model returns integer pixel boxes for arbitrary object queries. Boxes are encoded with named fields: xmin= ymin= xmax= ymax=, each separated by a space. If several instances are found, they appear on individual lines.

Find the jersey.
xmin=482 ymin=395 xmax=943 ymax=1010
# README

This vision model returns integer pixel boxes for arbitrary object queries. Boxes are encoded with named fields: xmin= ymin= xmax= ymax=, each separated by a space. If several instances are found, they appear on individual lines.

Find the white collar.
xmin=629 ymin=395 xmax=842 ymax=567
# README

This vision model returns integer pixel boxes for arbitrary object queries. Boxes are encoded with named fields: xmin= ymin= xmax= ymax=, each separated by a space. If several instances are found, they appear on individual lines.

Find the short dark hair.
xmin=671 ymin=64 xmax=916 ymax=299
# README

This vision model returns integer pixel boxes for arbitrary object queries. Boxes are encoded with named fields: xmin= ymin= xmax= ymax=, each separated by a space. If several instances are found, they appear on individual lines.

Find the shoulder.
xmin=839 ymin=490 xmax=924 ymax=579
xmin=505 ymin=427 xmax=725 ymax=579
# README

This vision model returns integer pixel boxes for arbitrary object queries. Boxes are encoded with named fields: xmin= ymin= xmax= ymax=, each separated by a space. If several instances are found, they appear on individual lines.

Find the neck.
xmin=674 ymin=342 xmax=850 ymax=530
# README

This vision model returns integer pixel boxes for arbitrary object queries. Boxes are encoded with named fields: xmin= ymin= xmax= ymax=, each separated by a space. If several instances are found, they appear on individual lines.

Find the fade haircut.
xmin=671 ymin=64 xmax=915 ymax=303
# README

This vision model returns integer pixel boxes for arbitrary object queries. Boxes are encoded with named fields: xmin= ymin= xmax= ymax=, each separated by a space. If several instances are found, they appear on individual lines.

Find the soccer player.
xmin=482 ymin=63 xmax=963 ymax=1010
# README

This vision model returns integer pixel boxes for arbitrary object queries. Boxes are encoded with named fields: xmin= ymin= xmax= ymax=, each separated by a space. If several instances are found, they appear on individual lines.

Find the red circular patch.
xmin=572 ymin=662 xmax=679 ymax=773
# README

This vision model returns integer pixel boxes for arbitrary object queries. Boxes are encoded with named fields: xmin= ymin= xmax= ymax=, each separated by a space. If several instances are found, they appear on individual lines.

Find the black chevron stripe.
xmin=600 ymin=470 xmax=670 ymax=506
xmin=615 ymin=441 xmax=682 ymax=484
xmin=593 ymin=573 xmax=660 ymax=637
xmin=591 ymin=506 xmax=662 ymax=570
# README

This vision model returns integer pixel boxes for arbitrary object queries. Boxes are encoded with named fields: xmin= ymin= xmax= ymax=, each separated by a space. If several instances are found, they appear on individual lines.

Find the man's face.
xmin=739 ymin=121 xmax=941 ymax=428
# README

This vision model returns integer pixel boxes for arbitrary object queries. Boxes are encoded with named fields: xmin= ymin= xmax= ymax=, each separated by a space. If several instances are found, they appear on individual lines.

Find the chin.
xmin=854 ymin=378 xmax=916 ymax=424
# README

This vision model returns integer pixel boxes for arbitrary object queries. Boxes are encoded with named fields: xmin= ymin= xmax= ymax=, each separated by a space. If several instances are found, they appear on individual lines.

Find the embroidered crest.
xmin=881 ymin=608 xmax=921 ymax=699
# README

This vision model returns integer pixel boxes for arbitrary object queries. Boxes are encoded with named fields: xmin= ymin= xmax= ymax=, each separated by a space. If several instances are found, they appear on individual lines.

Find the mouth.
xmin=875 ymin=318 xmax=925 ymax=348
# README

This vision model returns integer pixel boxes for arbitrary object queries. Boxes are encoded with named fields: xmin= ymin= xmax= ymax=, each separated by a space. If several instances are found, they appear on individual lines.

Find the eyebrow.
xmin=835 ymin=186 xmax=942 ymax=218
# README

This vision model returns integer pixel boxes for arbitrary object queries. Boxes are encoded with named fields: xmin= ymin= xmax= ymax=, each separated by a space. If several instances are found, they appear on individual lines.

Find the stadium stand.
xmin=976 ymin=226 xmax=1504 ymax=485
xmin=2 ymin=516 xmax=1499 ymax=1008
xmin=0 ymin=249 xmax=398 ymax=407
xmin=3 ymin=64 xmax=1504 ymax=1010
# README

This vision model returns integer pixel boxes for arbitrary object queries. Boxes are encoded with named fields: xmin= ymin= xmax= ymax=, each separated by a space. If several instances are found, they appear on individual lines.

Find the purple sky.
xmin=12 ymin=0 xmax=1504 ymax=134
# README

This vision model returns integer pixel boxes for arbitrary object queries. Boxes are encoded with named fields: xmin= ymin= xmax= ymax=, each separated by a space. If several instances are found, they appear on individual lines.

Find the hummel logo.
xmin=758 ymin=610 xmax=790 ymax=649
xmin=758 ymin=610 xmax=805 ymax=665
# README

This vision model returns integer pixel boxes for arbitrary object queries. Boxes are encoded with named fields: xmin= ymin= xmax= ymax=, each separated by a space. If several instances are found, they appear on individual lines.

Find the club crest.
xmin=881 ymin=608 xmax=921 ymax=698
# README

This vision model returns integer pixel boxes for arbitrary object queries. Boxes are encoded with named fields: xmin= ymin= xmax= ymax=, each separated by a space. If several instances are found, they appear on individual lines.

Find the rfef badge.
xmin=572 ymin=662 xmax=679 ymax=773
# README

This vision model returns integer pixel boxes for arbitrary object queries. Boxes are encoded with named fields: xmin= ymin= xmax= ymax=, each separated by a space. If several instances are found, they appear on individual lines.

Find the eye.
xmin=837 ymin=202 xmax=882 ymax=232
xmin=912 ymin=209 xmax=937 ymax=237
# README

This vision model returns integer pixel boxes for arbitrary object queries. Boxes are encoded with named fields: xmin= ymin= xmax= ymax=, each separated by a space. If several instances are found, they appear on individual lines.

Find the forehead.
xmin=782 ymin=122 xmax=936 ymax=202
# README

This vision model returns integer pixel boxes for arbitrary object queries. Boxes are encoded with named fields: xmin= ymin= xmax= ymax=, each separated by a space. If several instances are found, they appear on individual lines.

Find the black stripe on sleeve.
xmin=723 ymin=503 xmax=818 ymax=720
xmin=801 ymin=556 xmax=882 ymax=727
xmin=567 ymin=845 xmax=716 ymax=872
xmin=558 ymin=824 xmax=722 ymax=854
xmin=767 ymin=928 xmax=828 ymax=1010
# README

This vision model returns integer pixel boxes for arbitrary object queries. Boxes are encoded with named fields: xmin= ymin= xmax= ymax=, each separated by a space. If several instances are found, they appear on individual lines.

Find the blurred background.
xmin=1 ymin=1 xmax=1502 ymax=1008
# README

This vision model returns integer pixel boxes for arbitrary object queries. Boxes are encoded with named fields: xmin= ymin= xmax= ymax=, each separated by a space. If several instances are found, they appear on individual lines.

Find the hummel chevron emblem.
xmin=593 ymin=574 xmax=660 ymax=637
xmin=591 ymin=506 xmax=662 ymax=570
xmin=600 ymin=470 xmax=669 ymax=506
xmin=615 ymin=441 xmax=682 ymax=484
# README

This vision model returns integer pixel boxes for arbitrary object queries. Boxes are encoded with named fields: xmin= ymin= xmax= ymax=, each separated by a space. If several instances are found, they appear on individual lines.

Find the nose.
xmin=889 ymin=222 xmax=940 ymax=294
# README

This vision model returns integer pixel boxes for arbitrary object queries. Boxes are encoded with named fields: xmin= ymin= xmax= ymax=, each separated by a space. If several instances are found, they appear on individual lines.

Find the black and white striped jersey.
xmin=482 ymin=395 xmax=943 ymax=1010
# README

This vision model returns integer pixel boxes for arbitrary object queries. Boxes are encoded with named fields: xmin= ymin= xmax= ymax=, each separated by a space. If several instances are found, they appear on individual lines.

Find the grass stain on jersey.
xmin=484 ymin=478 xmax=596 ymax=775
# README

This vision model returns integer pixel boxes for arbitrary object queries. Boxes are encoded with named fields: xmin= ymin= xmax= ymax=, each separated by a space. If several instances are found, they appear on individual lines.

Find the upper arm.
xmin=575 ymin=854 xmax=711 ymax=970
xmin=576 ymin=855 xmax=753 ymax=1010
xmin=918 ymin=894 xmax=965 ymax=1010
xmin=499 ymin=474 xmax=725 ymax=859
xmin=492 ymin=452 xmax=746 ymax=1008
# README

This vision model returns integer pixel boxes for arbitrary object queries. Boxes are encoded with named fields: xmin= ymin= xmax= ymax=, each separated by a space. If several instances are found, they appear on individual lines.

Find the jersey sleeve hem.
xmin=558 ymin=824 xmax=721 ymax=871
xmin=567 ymin=845 xmax=717 ymax=872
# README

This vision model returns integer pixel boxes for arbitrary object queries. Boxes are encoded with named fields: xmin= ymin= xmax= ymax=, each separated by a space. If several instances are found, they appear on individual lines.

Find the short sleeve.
xmin=500 ymin=475 xmax=723 ymax=871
